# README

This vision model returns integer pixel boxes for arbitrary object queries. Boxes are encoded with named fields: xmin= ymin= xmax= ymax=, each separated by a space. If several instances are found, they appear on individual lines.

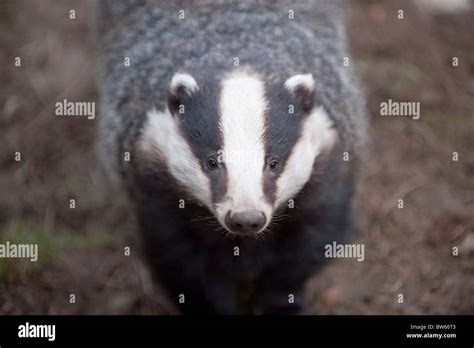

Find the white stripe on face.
xmin=216 ymin=72 xmax=272 ymax=229
xmin=275 ymin=106 xmax=337 ymax=207
xmin=139 ymin=107 xmax=213 ymax=209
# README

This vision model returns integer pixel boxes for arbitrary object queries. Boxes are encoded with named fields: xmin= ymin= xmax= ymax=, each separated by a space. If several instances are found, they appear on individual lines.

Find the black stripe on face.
xmin=262 ymin=81 xmax=308 ymax=205
xmin=167 ymin=77 xmax=228 ymax=204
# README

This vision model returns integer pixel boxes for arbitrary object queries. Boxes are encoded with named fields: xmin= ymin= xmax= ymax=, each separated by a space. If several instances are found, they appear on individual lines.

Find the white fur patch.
xmin=215 ymin=72 xmax=273 ymax=231
xmin=284 ymin=73 xmax=315 ymax=93
xmin=170 ymin=73 xmax=199 ymax=95
xmin=139 ymin=107 xmax=212 ymax=209
xmin=275 ymin=106 xmax=337 ymax=207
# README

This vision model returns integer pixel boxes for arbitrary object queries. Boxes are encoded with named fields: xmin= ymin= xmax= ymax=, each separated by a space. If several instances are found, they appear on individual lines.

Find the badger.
xmin=97 ymin=0 xmax=365 ymax=314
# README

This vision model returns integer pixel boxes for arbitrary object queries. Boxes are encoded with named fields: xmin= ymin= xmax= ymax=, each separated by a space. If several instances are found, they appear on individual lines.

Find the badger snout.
xmin=225 ymin=210 xmax=266 ymax=235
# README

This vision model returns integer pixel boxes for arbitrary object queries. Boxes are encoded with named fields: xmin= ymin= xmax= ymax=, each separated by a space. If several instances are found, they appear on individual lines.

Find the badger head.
xmin=139 ymin=70 xmax=337 ymax=236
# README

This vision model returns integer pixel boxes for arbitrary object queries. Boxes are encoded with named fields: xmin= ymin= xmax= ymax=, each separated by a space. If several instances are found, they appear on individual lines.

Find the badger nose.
xmin=225 ymin=210 xmax=266 ymax=235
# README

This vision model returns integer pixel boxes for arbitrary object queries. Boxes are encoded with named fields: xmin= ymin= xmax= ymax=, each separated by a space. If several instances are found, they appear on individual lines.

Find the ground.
xmin=0 ymin=0 xmax=473 ymax=314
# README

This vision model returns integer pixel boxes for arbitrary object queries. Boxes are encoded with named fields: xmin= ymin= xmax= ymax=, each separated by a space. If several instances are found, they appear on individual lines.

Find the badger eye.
xmin=206 ymin=157 xmax=219 ymax=170
xmin=269 ymin=159 xmax=279 ymax=172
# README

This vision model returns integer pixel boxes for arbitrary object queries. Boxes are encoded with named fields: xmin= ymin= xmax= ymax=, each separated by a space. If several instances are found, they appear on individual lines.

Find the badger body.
xmin=98 ymin=0 xmax=365 ymax=314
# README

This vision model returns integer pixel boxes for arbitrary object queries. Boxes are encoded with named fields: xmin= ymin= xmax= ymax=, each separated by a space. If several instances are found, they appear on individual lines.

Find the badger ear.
xmin=168 ymin=73 xmax=199 ymax=114
xmin=284 ymin=73 xmax=315 ymax=113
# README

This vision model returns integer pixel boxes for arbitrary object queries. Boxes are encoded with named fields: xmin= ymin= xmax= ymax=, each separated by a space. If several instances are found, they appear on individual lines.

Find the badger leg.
xmin=250 ymin=215 xmax=350 ymax=315
xmin=158 ymin=267 xmax=235 ymax=315
xmin=141 ymin=236 xmax=236 ymax=315
xmin=249 ymin=262 xmax=307 ymax=315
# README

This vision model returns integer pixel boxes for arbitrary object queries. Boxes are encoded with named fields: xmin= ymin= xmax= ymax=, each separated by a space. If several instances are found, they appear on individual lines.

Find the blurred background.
xmin=0 ymin=0 xmax=472 ymax=314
